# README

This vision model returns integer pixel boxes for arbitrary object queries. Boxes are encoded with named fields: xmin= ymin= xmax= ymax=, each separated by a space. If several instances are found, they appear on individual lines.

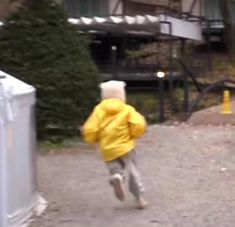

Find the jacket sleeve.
xmin=128 ymin=107 xmax=147 ymax=139
xmin=82 ymin=108 xmax=100 ymax=144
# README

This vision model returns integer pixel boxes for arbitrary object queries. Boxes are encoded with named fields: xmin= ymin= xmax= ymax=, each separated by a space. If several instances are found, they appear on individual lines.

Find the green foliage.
xmin=173 ymin=88 xmax=184 ymax=111
xmin=127 ymin=91 xmax=160 ymax=123
xmin=213 ymin=56 xmax=235 ymax=72
xmin=0 ymin=0 xmax=100 ymax=140
xmin=126 ymin=49 xmax=148 ymax=59
xmin=127 ymin=92 xmax=158 ymax=114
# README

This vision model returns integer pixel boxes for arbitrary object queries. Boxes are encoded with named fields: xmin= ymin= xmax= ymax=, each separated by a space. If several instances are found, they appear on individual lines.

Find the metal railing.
xmin=185 ymin=79 xmax=235 ymax=120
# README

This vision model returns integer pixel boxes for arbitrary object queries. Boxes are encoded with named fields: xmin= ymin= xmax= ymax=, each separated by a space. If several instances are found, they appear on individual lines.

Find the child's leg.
xmin=126 ymin=151 xmax=148 ymax=209
xmin=106 ymin=158 xmax=125 ymax=178
xmin=126 ymin=151 xmax=145 ymax=198
xmin=106 ymin=158 xmax=126 ymax=201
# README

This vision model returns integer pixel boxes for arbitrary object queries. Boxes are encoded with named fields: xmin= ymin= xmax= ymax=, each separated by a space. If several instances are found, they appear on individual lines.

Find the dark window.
xmin=65 ymin=0 xmax=108 ymax=17
xmin=125 ymin=2 xmax=155 ymax=15
xmin=65 ymin=0 xmax=79 ymax=18
xmin=204 ymin=0 xmax=221 ymax=21
xmin=231 ymin=1 xmax=235 ymax=23
xmin=79 ymin=0 xmax=90 ymax=16
xmin=204 ymin=0 xmax=235 ymax=25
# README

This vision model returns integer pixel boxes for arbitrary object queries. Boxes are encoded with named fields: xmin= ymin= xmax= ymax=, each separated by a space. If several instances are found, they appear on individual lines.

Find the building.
xmin=0 ymin=1 xmax=230 ymax=79
xmin=64 ymin=1 xmax=204 ymax=78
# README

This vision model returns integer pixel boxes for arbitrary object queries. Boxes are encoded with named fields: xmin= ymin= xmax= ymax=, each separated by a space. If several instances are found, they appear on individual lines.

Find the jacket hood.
xmin=99 ymin=99 xmax=125 ymax=115
xmin=100 ymin=80 xmax=126 ymax=102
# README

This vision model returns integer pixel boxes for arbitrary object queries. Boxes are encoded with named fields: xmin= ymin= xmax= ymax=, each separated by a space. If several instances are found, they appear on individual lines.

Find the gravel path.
xmin=30 ymin=124 xmax=235 ymax=227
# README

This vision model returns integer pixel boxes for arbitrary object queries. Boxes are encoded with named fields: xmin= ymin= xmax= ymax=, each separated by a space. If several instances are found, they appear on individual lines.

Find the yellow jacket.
xmin=82 ymin=98 xmax=146 ymax=161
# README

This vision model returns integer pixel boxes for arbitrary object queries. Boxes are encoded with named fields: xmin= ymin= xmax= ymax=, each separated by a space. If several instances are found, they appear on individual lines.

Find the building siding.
xmin=0 ymin=0 xmax=23 ymax=20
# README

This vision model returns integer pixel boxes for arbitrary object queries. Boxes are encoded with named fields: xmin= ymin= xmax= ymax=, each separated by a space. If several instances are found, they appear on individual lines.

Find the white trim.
xmin=159 ymin=14 xmax=202 ymax=41
xmin=68 ymin=13 xmax=202 ymax=41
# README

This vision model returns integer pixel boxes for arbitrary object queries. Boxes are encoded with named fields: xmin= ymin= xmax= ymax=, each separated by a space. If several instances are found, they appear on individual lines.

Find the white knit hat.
xmin=100 ymin=80 xmax=126 ymax=102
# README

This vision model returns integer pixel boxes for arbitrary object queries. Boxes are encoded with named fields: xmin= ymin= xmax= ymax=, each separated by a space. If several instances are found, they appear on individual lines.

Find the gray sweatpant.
xmin=106 ymin=150 xmax=145 ymax=199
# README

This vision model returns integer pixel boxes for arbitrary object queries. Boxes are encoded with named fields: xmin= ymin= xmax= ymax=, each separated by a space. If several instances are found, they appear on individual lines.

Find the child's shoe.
xmin=110 ymin=173 xmax=125 ymax=201
xmin=136 ymin=198 xmax=149 ymax=209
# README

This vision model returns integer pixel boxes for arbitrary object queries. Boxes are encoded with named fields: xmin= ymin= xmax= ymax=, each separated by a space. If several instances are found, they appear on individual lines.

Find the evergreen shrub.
xmin=0 ymin=0 xmax=100 ymax=140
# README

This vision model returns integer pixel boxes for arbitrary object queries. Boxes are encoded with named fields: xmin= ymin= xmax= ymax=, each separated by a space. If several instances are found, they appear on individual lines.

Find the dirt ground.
xmin=29 ymin=123 xmax=235 ymax=227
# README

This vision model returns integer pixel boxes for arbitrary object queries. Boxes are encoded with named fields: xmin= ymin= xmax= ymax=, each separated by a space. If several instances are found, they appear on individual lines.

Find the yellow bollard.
xmin=221 ymin=90 xmax=232 ymax=114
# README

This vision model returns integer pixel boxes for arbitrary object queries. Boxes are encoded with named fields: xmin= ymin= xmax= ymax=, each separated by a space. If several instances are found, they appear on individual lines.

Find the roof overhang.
xmin=68 ymin=14 xmax=202 ymax=41
xmin=68 ymin=15 xmax=160 ymax=38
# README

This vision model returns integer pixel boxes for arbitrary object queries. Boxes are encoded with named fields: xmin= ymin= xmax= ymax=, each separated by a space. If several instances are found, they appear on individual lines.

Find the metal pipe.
xmin=206 ymin=19 xmax=212 ymax=70
xmin=156 ymin=71 xmax=165 ymax=122
xmin=186 ymin=79 xmax=235 ymax=119
xmin=183 ymin=70 xmax=189 ymax=112
xmin=159 ymin=20 xmax=174 ymax=113
xmin=168 ymin=22 xmax=174 ymax=113
xmin=189 ymin=0 xmax=198 ymax=15
xmin=159 ymin=77 xmax=165 ymax=122
xmin=112 ymin=0 xmax=122 ymax=15
xmin=111 ymin=45 xmax=117 ymax=79
xmin=173 ymin=57 xmax=202 ymax=93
